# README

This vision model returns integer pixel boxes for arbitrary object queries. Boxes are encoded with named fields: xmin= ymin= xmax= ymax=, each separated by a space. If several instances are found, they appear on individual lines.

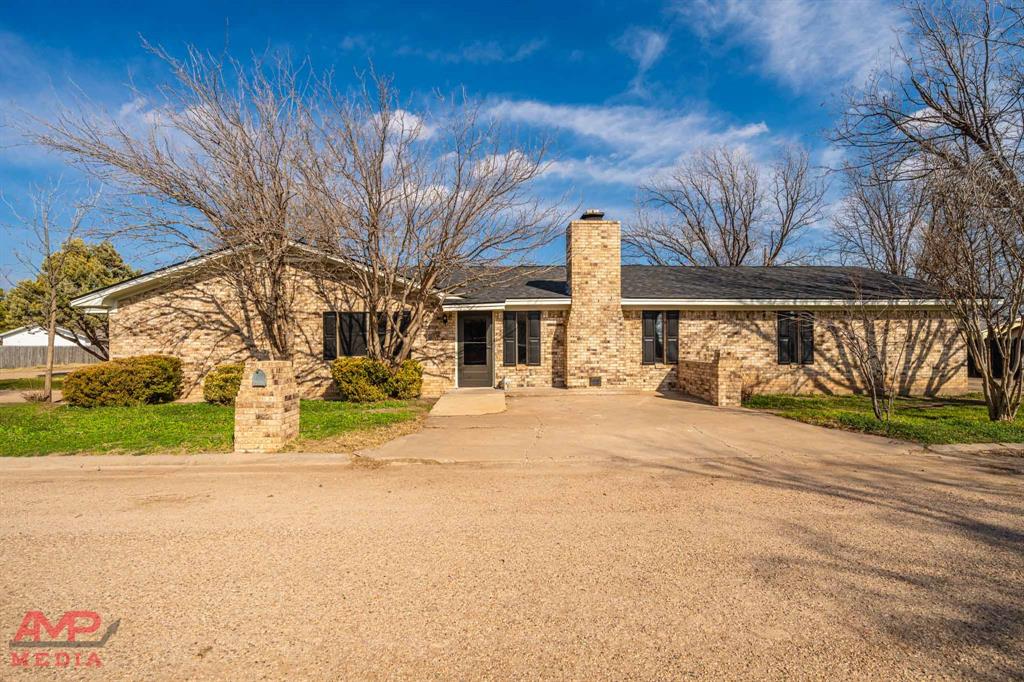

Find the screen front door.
xmin=458 ymin=312 xmax=492 ymax=387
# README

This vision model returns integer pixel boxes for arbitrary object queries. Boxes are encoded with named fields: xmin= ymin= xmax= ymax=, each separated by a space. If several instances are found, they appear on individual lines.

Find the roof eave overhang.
xmin=70 ymin=242 xmax=448 ymax=311
xmin=442 ymin=298 xmax=572 ymax=312
xmin=619 ymin=298 xmax=953 ymax=309
xmin=70 ymin=252 xmax=225 ymax=311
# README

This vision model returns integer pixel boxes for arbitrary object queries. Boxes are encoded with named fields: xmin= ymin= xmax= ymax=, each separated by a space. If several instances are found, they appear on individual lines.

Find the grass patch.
xmin=0 ymin=399 xmax=428 ymax=456
xmin=298 ymin=399 xmax=426 ymax=440
xmin=744 ymin=393 xmax=1024 ymax=445
xmin=0 ymin=376 xmax=65 ymax=391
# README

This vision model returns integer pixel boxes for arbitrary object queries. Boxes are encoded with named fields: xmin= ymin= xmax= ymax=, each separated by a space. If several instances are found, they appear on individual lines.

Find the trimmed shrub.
xmin=329 ymin=357 xmax=424 ymax=402
xmin=64 ymin=355 xmax=183 ymax=407
xmin=330 ymin=357 xmax=391 ymax=402
xmin=389 ymin=359 xmax=423 ymax=400
xmin=203 ymin=363 xmax=245 ymax=405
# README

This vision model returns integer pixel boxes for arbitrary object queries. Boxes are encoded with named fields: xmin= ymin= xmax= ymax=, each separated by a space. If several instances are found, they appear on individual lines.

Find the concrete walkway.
xmin=366 ymin=391 xmax=922 ymax=463
xmin=429 ymin=387 xmax=506 ymax=416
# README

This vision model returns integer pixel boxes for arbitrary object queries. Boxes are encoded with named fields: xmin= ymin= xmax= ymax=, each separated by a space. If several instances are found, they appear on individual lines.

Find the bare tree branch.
xmin=31 ymin=43 xmax=313 ymax=360
xmin=299 ymin=72 xmax=569 ymax=364
xmin=829 ymin=158 xmax=931 ymax=276
xmin=835 ymin=0 xmax=1024 ymax=421
xmin=625 ymin=145 xmax=827 ymax=266
xmin=2 ymin=181 xmax=97 ymax=401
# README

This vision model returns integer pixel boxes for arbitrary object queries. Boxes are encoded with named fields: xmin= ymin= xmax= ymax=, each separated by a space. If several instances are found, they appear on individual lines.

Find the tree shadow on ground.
xmin=611 ymin=450 xmax=1024 ymax=679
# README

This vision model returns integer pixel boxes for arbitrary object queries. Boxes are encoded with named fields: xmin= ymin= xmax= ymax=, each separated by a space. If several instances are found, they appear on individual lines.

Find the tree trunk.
xmin=44 ymin=293 xmax=57 ymax=403
xmin=869 ymin=389 xmax=884 ymax=421
xmin=988 ymin=389 xmax=1018 ymax=422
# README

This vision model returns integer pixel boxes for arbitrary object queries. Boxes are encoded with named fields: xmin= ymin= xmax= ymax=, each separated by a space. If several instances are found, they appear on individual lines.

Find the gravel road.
xmin=2 ymin=406 xmax=1022 ymax=679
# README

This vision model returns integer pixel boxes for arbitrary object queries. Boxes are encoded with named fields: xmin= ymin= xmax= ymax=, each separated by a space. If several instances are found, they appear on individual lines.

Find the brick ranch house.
xmin=71 ymin=211 xmax=968 ymax=404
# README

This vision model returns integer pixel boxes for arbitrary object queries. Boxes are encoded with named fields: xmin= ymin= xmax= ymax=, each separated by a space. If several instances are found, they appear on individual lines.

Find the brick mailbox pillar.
xmin=234 ymin=360 xmax=300 ymax=453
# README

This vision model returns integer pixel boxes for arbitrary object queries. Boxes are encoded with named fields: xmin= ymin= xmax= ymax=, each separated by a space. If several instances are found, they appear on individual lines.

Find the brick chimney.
xmin=564 ymin=210 xmax=625 ymax=388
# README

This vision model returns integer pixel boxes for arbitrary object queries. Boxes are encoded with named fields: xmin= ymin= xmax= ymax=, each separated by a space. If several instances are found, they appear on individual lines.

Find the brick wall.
xmin=233 ymin=360 xmax=300 ymax=453
xmin=678 ymin=353 xmax=742 ymax=406
xmin=673 ymin=309 xmax=967 ymax=397
xmin=493 ymin=310 xmax=567 ymax=388
xmin=564 ymin=218 xmax=628 ymax=388
xmin=109 ymin=262 xmax=455 ymax=399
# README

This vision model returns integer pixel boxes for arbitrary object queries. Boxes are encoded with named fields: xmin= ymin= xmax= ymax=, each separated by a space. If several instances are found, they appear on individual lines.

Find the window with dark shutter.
xmin=527 ymin=312 xmax=541 ymax=365
xmin=503 ymin=311 xmax=542 ymax=366
xmin=642 ymin=311 xmax=679 ymax=364
xmin=642 ymin=311 xmax=657 ymax=364
xmin=799 ymin=312 xmax=815 ymax=364
xmin=517 ymin=313 xmax=527 ymax=364
xmin=503 ymin=312 xmax=516 ymax=366
xmin=777 ymin=312 xmax=796 ymax=364
xmin=324 ymin=312 xmax=369 ymax=359
xmin=666 ymin=311 xmax=679 ymax=364
xmin=777 ymin=311 xmax=814 ymax=365
xmin=376 ymin=311 xmax=413 ymax=358
xmin=340 ymin=312 xmax=368 ymax=357
xmin=323 ymin=312 xmax=338 ymax=360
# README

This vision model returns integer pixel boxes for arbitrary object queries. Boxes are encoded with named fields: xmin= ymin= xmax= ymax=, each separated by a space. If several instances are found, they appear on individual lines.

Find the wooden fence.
xmin=0 ymin=346 xmax=102 ymax=369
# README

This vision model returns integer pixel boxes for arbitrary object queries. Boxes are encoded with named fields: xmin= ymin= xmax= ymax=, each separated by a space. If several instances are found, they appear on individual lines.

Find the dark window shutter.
xmin=666 ymin=311 xmax=679 ymax=364
xmin=323 ymin=312 xmax=337 ymax=360
xmin=503 ymin=312 xmax=516 ymax=366
xmin=642 ymin=311 xmax=657 ymax=365
xmin=352 ymin=312 xmax=368 ymax=356
xmin=516 ymin=313 xmax=527 ymax=364
xmin=527 ymin=312 xmax=541 ymax=365
xmin=340 ymin=313 xmax=368 ymax=357
xmin=799 ymin=313 xmax=815 ymax=365
xmin=777 ymin=312 xmax=795 ymax=364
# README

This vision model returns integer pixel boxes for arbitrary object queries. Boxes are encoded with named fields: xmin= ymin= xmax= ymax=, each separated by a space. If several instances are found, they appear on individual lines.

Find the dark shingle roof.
xmin=620 ymin=265 xmax=938 ymax=300
xmin=448 ymin=265 xmax=939 ymax=304
xmin=446 ymin=266 xmax=569 ymax=304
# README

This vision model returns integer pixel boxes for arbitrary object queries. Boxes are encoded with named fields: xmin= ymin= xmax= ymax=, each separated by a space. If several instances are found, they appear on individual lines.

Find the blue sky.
xmin=0 ymin=0 xmax=907 ymax=277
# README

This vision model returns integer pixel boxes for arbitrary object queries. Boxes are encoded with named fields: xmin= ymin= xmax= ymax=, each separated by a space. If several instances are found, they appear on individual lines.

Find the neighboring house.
xmin=70 ymin=211 xmax=968 ymax=401
xmin=0 ymin=325 xmax=90 ymax=347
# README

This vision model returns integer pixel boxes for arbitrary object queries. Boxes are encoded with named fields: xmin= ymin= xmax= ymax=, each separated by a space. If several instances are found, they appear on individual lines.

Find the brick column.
xmin=564 ymin=212 xmax=625 ymax=388
xmin=234 ymin=360 xmax=300 ymax=453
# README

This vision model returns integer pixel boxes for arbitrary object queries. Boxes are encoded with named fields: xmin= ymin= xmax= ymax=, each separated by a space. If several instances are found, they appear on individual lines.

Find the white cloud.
xmin=614 ymin=27 xmax=668 ymax=95
xmin=487 ymin=99 xmax=771 ymax=186
xmin=397 ymin=38 xmax=547 ymax=65
xmin=676 ymin=0 xmax=904 ymax=91
xmin=391 ymin=108 xmax=437 ymax=140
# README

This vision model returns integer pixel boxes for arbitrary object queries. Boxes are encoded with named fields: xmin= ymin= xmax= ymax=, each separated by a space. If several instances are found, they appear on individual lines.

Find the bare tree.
xmin=922 ymin=169 xmax=1024 ymax=421
xmin=827 ymin=279 xmax=918 ymax=424
xmin=32 ymin=43 xmax=311 ymax=361
xmin=830 ymin=159 xmax=931 ymax=277
xmin=299 ymin=73 xmax=566 ymax=364
xmin=3 ymin=183 xmax=96 ymax=402
xmin=625 ymin=145 xmax=827 ymax=266
xmin=834 ymin=0 xmax=1024 ymax=420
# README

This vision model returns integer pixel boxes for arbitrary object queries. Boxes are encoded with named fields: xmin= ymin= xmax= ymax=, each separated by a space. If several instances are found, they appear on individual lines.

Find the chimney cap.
xmin=580 ymin=208 xmax=605 ymax=220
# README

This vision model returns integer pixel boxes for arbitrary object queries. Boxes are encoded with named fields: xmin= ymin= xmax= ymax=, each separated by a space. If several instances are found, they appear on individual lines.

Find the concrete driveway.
xmin=1 ymin=393 xmax=1022 ymax=679
xmin=367 ymin=392 xmax=917 ymax=464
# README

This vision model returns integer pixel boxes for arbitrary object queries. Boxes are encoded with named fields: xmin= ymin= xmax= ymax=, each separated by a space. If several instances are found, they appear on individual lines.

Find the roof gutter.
xmin=71 ymin=241 xmax=451 ymax=311
xmin=620 ymin=298 xmax=953 ymax=309
xmin=442 ymin=298 xmax=572 ymax=312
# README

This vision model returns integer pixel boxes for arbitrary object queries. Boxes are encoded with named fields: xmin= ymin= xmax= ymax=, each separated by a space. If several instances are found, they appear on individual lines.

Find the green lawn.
xmin=0 ymin=375 xmax=65 ymax=391
xmin=744 ymin=393 xmax=1024 ymax=445
xmin=0 ymin=399 xmax=428 ymax=457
